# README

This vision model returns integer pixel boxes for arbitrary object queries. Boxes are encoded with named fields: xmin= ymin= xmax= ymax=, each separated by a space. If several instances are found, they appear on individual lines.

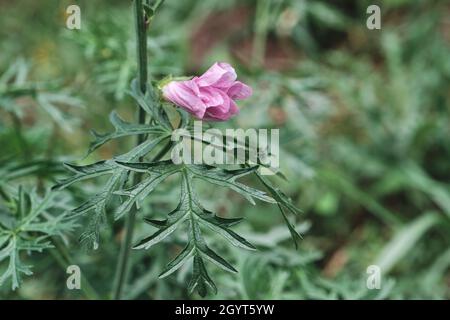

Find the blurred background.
xmin=0 ymin=0 xmax=449 ymax=299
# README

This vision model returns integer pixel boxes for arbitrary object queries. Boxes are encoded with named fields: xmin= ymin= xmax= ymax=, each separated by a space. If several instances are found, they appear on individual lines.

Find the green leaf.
xmin=133 ymin=206 xmax=188 ymax=249
xmin=78 ymin=205 xmax=106 ymax=250
xmin=17 ymin=186 xmax=32 ymax=219
xmin=133 ymin=170 xmax=247 ymax=296
xmin=307 ymin=2 xmax=349 ymax=30
xmin=143 ymin=4 xmax=155 ymax=20
xmin=143 ymin=218 xmax=167 ymax=228
xmin=151 ymin=0 xmax=165 ymax=12
xmin=278 ymin=204 xmax=302 ymax=250
xmin=198 ymin=245 xmax=238 ymax=274
xmin=114 ymin=162 xmax=179 ymax=220
xmin=187 ymin=165 xmax=276 ymax=205
xmin=374 ymin=212 xmax=440 ymax=274
xmin=52 ymin=161 xmax=115 ymax=191
xmin=116 ymin=135 xmax=170 ymax=161
xmin=36 ymin=93 xmax=81 ymax=132
xmin=158 ymin=242 xmax=195 ymax=278
xmin=57 ymin=135 xmax=168 ymax=249
xmin=0 ymin=239 xmax=22 ymax=290
xmin=198 ymin=210 xmax=256 ymax=251
xmin=87 ymin=111 xmax=166 ymax=155
xmin=0 ymin=188 xmax=75 ymax=289
xmin=115 ymin=159 xmax=175 ymax=173
xmin=256 ymin=172 xmax=301 ymax=215
xmin=188 ymin=256 xmax=217 ymax=297
xmin=71 ymin=193 xmax=107 ymax=217
xmin=128 ymin=79 xmax=171 ymax=129
xmin=255 ymin=172 xmax=302 ymax=248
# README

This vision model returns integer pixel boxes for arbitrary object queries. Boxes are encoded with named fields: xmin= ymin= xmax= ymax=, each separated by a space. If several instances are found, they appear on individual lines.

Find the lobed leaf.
xmin=187 ymin=165 xmax=276 ymax=205
xmin=158 ymin=242 xmax=195 ymax=279
xmin=87 ymin=111 xmax=166 ymax=155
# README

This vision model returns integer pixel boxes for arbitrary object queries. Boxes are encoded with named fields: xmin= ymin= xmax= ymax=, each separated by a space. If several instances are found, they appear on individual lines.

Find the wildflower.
xmin=162 ymin=62 xmax=252 ymax=121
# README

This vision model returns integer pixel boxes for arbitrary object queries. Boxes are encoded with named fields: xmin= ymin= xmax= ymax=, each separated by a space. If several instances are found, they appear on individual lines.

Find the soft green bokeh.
xmin=0 ymin=0 xmax=449 ymax=299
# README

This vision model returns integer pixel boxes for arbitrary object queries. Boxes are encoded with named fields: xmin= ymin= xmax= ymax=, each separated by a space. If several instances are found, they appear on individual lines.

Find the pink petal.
xmin=196 ymin=62 xmax=237 ymax=88
xmin=203 ymin=93 xmax=239 ymax=121
xmin=161 ymin=62 xmax=249 ymax=121
xmin=227 ymin=81 xmax=253 ymax=100
xmin=162 ymin=80 xmax=206 ymax=118
xmin=187 ymin=77 xmax=201 ymax=95
xmin=199 ymin=87 xmax=224 ymax=108
xmin=228 ymin=99 xmax=239 ymax=116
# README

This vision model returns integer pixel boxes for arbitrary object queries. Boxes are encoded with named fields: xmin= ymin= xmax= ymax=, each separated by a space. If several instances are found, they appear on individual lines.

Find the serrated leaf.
xmin=116 ymin=135 xmax=170 ymax=161
xmin=115 ymin=159 xmax=175 ymax=173
xmin=57 ymin=135 xmax=168 ymax=249
xmin=158 ymin=242 xmax=195 ymax=279
xmin=133 ymin=212 xmax=187 ymax=249
xmin=114 ymin=163 xmax=179 ymax=220
xmin=255 ymin=171 xmax=303 ymax=248
xmin=0 ymin=188 xmax=75 ymax=289
xmin=134 ymin=170 xmax=243 ymax=294
xmin=87 ymin=111 xmax=166 ymax=154
xmin=198 ymin=213 xmax=243 ymax=228
xmin=198 ymin=245 xmax=237 ymax=274
xmin=53 ymin=161 xmax=115 ymax=191
xmin=79 ymin=205 xmax=106 ymax=250
xmin=198 ymin=210 xmax=256 ymax=251
xmin=71 ymin=193 xmax=107 ymax=216
xmin=143 ymin=218 xmax=168 ymax=228
xmin=256 ymin=172 xmax=301 ymax=215
xmin=188 ymin=256 xmax=217 ymax=297
xmin=187 ymin=165 xmax=275 ymax=204
xmin=278 ymin=204 xmax=302 ymax=250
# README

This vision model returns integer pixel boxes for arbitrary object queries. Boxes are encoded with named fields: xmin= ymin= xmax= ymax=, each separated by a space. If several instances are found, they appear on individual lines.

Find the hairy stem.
xmin=112 ymin=0 xmax=148 ymax=300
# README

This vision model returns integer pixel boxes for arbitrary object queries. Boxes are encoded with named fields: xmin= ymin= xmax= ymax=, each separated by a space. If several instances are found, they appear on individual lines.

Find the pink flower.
xmin=161 ymin=62 xmax=252 ymax=121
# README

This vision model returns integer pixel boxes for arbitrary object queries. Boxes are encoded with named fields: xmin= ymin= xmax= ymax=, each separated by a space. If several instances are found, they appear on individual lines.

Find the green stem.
xmin=252 ymin=0 xmax=271 ymax=70
xmin=112 ymin=0 xmax=148 ymax=300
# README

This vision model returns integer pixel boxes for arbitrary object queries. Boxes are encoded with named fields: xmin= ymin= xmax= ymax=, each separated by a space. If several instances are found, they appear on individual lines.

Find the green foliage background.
xmin=0 ymin=0 xmax=449 ymax=299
